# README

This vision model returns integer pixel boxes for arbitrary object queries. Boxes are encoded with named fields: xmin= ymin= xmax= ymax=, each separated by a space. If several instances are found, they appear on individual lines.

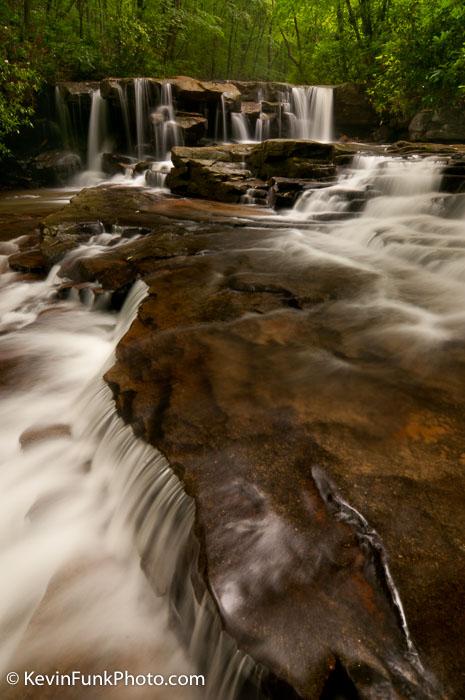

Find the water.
xmin=288 ymin=86 xmax=334 ymax=142
xmin=115 ymin=83 xmax=132 ymax=153
xmin=0 ymin=230 xmax=262 ymax=699
xmin=87 ymin=89 xmax=108 ymax=172
xmin=54 ymin=86 xmax=75 ymax=151
xmin=231 ymin=113 xmax=252 ymax=143
xmin=152 ymin=82 xmax=183 ymax=160
xmin=134 ymin=78 xmax=150 ymax=160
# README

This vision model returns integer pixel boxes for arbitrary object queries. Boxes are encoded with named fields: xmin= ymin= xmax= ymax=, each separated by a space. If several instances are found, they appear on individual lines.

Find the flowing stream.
xmin=2 ymin=148 xmax=463 ymax=698
xmin=0 ymin=227 xmax=260 ymax=699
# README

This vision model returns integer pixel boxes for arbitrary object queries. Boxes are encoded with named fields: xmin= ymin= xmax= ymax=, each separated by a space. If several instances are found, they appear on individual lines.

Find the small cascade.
xmin=152 ymin=82 xmax=182 ymax=160
xmin=231 ymin=113 xmax=251 ymax=143
xmin=115 ymin=83 xmax=132 ymax=153
xmin=289 ymin=86 xmax=334 ymax=142
xmin=254 ymin=113 xmax=271 ymax=142
xmin=134 ymin=78 xmax=150 ymax=159
xmin=87 ymin=88 xmax=108 ymax=172
xmin=221 ymin=94 xmax=228 ymax=143
xmin=292 ymin=154 xmax=444 ymax=222
xmin=54 ymin=86 xmax=76 ymax=151
xmin=0 ymin=233 xmax=267 ymax=700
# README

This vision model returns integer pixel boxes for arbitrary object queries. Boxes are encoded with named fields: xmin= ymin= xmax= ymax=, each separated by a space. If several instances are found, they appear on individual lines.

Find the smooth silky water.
xmin=0 ymin=230 xmax=262 ymax=698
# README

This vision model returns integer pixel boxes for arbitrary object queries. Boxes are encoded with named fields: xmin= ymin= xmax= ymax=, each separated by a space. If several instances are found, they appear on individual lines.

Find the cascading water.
xmin=152 ymin=82 xmax=182 ymax=161
xmin=281 ymin=154 xmax=465 ymax=366
xmin=115 ymin=83 xmax=132 ymax=153
xmin=87 ymin=88 xmax=108 ymax=171
xmin=0 ymin=229 xmax=264 ymax=699
xmin=54 ymin=85 xmax=75 ymax=151
xmin=231 ymin=113 xmax=252 ymax=143
xmin=254 ymin=113 xmax=271 ymax=142
xmin=134 ymin=78 xmax=150 ymax=159
xmin=288 ymin=86 xmax=334 ymax=142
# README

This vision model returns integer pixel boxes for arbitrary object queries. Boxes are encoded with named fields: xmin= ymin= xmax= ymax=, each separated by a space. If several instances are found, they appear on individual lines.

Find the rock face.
xmin=167 ymin=140 xmax=336 ymax=203
xmin=409 ymin=107 xmax=465 ymax=143
xmin=333 ymin=83 xmax=379 ymax=138
xmin=31 ymin=182 xmax=465 ymax=699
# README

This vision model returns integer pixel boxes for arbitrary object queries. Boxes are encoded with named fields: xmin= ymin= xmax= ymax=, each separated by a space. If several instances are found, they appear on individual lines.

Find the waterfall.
xmin=0 ymin=231 xmax=264 ymax=699
xmin=134 ymin=78 xmax=150 ymax=159
xmin=254 ymin=113 xmax=271 ymax=142
xmin=115 ymin=83 xmax=132 ymax=153
xmin=292 ymin=155 xmax=444 ymax=220
xmin=87 ymin=88 xmax=107 ymax=171
xmin=152 ymin=82 xmax=182 ymax=161
xmin=231 ymin=113 xmax=251 ymax=143
xmin=54 ymin=86 xmax=75 ymax=151
xmin=221 ymin=94 xmax=228 ymax=143
xmin=289 ymin=86 xmax=334 ymax=142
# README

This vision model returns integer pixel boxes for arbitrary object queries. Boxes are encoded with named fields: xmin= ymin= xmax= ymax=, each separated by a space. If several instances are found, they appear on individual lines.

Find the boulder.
xmin=246 ymin=139 xmax=335 ymax=179
xmin=333 ymin=83 xmax=379 ymax=138
xmin=29 ymin=150 xmax=82 ymax=186
xmin=231 ymin=81 xmax=290 ymax=102
xmin=101 ymin=152 xmax=133 ymax=176
xmin=409 ymin=107 xmax=465 ymax=143
xmin=8 ymin=248 xmax=49 ymax=274
xmin=170 ymin=76 xmax=241 ymax=108
xmin=174 ymin=113 xmax=208 ymax=146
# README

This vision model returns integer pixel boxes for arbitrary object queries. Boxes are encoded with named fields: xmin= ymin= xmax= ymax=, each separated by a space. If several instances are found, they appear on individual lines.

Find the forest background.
xmin=1 ymin=0 xmax=465 ymax=153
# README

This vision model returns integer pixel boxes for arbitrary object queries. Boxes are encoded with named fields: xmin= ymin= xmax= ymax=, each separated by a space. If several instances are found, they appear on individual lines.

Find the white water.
xmin=0 ymin=232 xmax=261 ymax=699
xmin=288 ymin=86 xmax=334 ymax=142
xmin=134 ymin=78 xmax=150 ymax=160
xmin=152 ymin=82 xmax=183 ymax=160
xmin=115 ymin=83 xmax=132 ymax=153
xmin=231 ymin=113 xmax=251 ymax=143
xmin=87 ymin=89 xmax=108 ymax=172
xmin=279 ymin=154 xmax=465 ymax=367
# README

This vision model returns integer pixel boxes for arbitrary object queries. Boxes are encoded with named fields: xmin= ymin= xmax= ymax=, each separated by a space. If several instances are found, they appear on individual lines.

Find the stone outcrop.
xmin=333 ymin=83 xmax=379 ymax=138
xmin=167 ymin=140 xmax=337 ymax=203
xmin=409 ymin=107 xmax=465 ymax=143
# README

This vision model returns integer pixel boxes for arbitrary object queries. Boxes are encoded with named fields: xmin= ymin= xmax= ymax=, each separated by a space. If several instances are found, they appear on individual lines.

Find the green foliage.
xmin=0 ymin=24 xmax=41 ymax=156
xmin=0 ymin=0 xmax=464 ymax=154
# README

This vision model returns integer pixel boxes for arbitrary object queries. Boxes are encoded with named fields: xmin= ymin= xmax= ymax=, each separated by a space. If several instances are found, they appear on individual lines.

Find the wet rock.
xmin=268 ymin=176 xmax=332 ymax=209
xmin=333 ymin=83 xmax=379 ymax=138
xmin=20 ymin=424 xmax=71 ymax=449
xmin=101 ymin=152 xmax=133 ymax=176
xmin=29 ymin=151 xmax=82 ymax=186
xmin=174 ymin=113 xmax=208 ymax=146
xmin=41 ymin=220 xmax=104 ymax=264
xmin=56 ymin=81 xmax=100 ymax=106
xmin=246 ymin=139 xmax=335 ymax=179
xmin=8 ymin=248 xmax=49 ymax=274
xmin=171 ymin=76 xmax=241 ymax=109
xmin=231 ymin=81 xmax=290 ymax=102
xmin=42 ymin=185 xmax=465 ymax=698
xmin=409 ymin=107 xmax=465 ymax=143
